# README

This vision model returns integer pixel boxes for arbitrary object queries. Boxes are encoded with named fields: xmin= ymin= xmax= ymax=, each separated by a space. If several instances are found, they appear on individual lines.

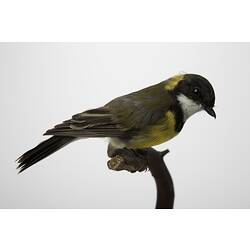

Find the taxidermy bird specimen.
xmin=17 ymin=73 xmax=216 ymax=173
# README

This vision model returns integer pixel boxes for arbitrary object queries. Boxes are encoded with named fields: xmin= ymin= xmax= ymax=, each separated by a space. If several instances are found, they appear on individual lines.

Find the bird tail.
xmin=17 ymin=136 xmax=75 ymax=173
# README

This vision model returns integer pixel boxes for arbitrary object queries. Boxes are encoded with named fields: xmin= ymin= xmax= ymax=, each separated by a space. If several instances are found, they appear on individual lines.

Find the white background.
xmin=1 ymin=1 xmax=250 ymax=249
xmin=1 ymin=43 xmax=250 ymax=208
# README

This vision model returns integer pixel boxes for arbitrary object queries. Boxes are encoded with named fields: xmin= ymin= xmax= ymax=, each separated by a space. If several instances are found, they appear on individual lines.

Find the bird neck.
xmin=177 ymin=94 xmax=202 ymax=122
xmin=170 ymin=101 xmax=185 ymax=133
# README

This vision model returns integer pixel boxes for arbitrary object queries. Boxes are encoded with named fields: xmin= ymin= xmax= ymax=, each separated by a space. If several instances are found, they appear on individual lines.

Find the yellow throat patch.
xmin=128 ymin=111 xmax=178 ymax=148
xmin=165 ymin=74 xmax=184 ymax=91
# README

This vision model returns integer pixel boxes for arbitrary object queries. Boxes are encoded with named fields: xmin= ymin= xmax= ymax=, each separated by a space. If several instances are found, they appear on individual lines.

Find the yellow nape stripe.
xmin=165 ymin=74 xmax=184 ymax=91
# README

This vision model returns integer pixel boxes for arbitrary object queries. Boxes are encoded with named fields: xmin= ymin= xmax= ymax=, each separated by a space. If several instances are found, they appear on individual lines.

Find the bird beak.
xmin=204 ymin=106 xmax=216 ymax=119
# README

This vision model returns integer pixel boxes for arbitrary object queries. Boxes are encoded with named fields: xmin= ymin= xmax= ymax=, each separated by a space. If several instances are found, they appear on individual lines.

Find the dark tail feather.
xmin=17 ymin=136 xmax=75 ymax=173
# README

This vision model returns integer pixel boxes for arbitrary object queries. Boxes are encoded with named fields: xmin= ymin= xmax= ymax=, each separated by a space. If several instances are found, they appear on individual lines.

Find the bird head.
xmin=172 ymin=74 xmax=216 ymax=121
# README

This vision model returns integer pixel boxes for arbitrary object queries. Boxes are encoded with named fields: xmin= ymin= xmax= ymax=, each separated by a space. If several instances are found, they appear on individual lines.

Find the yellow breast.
xmin=127 ymin=111 xmax=178 ymax=148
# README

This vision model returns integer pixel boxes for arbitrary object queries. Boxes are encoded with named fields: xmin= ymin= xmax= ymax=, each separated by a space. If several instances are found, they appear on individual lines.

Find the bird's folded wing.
xmin=105 ymin=82 xmax=173 ymax=130
xmin=45 ymin=82 xmax=172 ymax=138
xmin=44 ymin=107 xmax=126 ymax=137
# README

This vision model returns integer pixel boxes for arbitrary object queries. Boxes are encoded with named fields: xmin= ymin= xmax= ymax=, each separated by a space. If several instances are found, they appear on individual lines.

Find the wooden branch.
xmin=107 ymin=144 xmax=175 ymax=209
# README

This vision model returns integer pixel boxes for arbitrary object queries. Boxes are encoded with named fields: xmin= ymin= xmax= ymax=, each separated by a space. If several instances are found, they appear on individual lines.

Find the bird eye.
xmin=193 ymin=88 xmax=200 ymax=95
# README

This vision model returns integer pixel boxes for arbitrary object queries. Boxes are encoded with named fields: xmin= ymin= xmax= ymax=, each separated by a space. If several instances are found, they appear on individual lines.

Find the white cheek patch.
xmin=177 ymin=94 xmax=202 ymax=121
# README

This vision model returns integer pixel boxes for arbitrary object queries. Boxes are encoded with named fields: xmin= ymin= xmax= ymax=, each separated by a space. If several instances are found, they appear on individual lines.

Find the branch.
xmin=107 ymin=144 xmax=175 ymax=209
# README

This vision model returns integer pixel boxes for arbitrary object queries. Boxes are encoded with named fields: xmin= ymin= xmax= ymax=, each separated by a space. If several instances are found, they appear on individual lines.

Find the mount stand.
xmin=107 ymin=145 xmax=175 ymax=209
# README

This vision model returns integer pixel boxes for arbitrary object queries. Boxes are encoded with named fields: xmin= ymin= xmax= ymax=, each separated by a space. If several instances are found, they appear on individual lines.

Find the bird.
xmin=17 ymin=73 xmax=216 ymax=173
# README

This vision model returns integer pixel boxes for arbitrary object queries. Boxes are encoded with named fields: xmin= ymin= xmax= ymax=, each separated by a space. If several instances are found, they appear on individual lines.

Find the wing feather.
xmin=105 ymin=81 xmax=173 ymax=130
xmin=44 ymin=107 xmax=125 ymax=138
xmin=45 ymin=81 xmax=172 ymax=139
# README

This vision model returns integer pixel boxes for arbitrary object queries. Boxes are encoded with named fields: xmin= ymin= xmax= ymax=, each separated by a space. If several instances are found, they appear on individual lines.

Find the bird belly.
xmin=126 ymin=111 xmax=178 ymax=149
